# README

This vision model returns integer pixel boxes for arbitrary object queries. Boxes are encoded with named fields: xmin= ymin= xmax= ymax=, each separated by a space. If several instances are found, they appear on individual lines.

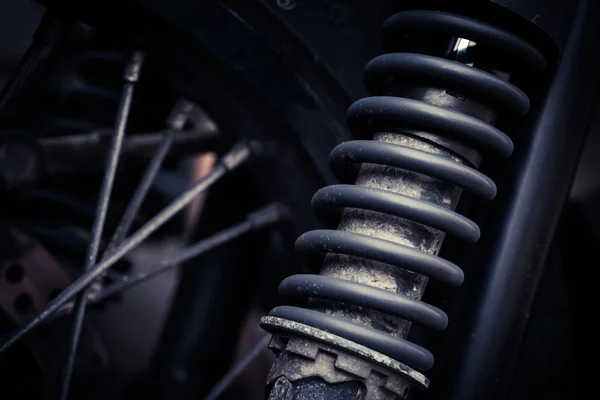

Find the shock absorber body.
xmin=262 ymin=10 xmax=545 ymax=399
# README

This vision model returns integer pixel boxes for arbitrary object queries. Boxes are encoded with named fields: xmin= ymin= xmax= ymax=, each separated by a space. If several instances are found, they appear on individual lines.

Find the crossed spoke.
xmin=0 ymin=141 xmax=251 ymax=353
xmin=43 ymin=204 xmax=284 ymax=324
xmin=58 ymin=50 xmax=145 ymax=400
xmin=0 ymin=48 xmax=272 ymax=400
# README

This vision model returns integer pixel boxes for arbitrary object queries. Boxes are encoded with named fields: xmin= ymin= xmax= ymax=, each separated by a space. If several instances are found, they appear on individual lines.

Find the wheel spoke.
xmin=0 ymin=141 xmax=253 ymax=355
xmin=38 ymin=121 xmax=220 ymax=176
xmin=59 ymin=50 xmax=145 ymax=400
xmin=95 ymin=102 xmax=191 ymax=284
xmin=103 ymin=99 xmax=196 ymax=255
xmin=97 ymin=206 xmax=279 ymax=301
xmin=202 ymin=334 xmax=271 ymax=400
xmin=43 ymin=203 xmax=284 ymax=322
xmin=102 ymin=127 xmax=172 ymax=254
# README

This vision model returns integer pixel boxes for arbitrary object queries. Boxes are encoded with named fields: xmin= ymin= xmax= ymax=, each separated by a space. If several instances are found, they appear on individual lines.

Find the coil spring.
xmin=266 ymin=10 xmax=546 ymax=373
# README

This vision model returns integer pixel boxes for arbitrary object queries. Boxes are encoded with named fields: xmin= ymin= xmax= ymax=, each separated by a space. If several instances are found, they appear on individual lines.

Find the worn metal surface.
xmin=262 ymin=317 xmax=427 ymax=391
xmin=261 ymin=126 xmax=466 ymax=396
xmin=268 ymin=376 xmax=364 ymax=400
xmin=268 ymin=335 xmax=411 ymax=399
xmin=315 ymin=132 xmax=464 ymax=340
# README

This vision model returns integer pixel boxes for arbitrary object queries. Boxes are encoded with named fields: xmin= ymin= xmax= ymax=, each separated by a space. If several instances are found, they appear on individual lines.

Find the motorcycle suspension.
xmin=262 ymin=10 xmax=546 ymax=399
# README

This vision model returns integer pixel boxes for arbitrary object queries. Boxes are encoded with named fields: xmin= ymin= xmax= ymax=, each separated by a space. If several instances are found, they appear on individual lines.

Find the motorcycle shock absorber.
xmin=261 ymin=9 xmax=547 ymax=400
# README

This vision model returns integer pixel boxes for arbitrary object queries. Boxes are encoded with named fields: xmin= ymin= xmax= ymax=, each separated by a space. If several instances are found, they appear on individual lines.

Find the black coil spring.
xmin=267 ymin=10 xmax=546 ymax=372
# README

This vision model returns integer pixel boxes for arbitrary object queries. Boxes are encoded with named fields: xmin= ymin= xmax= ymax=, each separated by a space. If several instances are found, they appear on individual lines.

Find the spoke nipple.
xmin=167 ymin=99 xmax=196 ymax=131
xmin=221 ymin=141 xmax=255 ymax=170
xmin=124 ymin=50 xmax=145 ymax=83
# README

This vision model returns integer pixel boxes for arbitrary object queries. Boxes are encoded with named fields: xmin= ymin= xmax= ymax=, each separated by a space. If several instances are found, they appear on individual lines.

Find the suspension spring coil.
xmin=262 ymin=9 xmax=546 ymax=395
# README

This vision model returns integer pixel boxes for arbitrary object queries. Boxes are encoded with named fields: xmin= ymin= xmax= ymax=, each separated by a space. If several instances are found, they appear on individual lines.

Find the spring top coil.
xmin=263 ymin=10 xmax=546 ymax=376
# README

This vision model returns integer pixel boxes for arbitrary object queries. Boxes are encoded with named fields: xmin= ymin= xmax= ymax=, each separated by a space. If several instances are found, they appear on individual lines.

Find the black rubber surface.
xmin=346 ymin=97 xmax=513 ymax=157
xmin=364 ymin=53 xmax=530 ymax=115
xmin=269 ymin=305 xmax=435 ymax=371
xmin=330 ymin=141 xmax=497 ymax=200
xmin=312 ymin=184 xmax=480 ymax=242
xmin=279 ymin=275 xmax=448 ymax=330
xmin=295 ymin=229 xmax=464 ymax=286
xmin=381 ymin=10 xmax=547 ymax=73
